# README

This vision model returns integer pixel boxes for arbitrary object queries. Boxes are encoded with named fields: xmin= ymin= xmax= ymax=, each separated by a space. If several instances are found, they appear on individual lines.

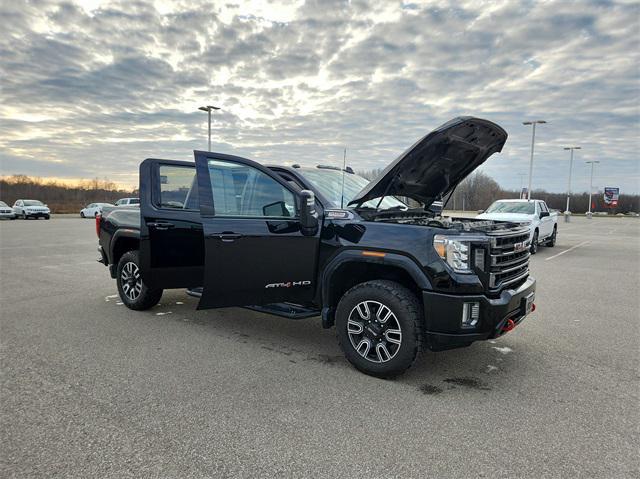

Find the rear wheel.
xmin=530 ymin=230 xmax=539 ymax=254
xmin=336 ymin=280 xmax=422 ymax=379
xmin=116 ymin=250 xmax=163 ymax=310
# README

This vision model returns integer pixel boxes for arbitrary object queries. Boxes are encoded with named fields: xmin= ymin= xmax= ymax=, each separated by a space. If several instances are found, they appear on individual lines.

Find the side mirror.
xmin=299 ymin=190 xmax=319 ymax=236
xmin=540 ymin=211 xmax=550 ymax=218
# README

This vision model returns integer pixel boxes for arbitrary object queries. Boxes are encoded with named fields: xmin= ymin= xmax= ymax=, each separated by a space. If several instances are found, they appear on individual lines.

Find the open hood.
xmin=349 ymin=117 xmax=507 ymax=208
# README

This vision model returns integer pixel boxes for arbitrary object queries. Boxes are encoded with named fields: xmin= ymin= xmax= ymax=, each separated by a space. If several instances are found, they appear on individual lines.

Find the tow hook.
xmin=502 ymin=319 xmax=516 ymax=332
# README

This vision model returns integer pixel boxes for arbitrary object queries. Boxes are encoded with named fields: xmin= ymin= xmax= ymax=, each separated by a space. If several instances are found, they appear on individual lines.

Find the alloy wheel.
xmin=121 ymin=261 xmax=143 ymax=301
xmin=347 ymin=300 xmax=402 ymax=363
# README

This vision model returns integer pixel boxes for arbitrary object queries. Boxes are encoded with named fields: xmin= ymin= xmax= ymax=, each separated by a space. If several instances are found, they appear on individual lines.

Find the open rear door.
xmin=194 ymin=151 xmax=320 ymax=309
xmin=139 ymin=159 xmax=204 ymax=289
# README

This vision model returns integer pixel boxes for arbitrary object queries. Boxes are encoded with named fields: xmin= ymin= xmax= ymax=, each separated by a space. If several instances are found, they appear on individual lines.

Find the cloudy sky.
xmin=1 ymin=0 xmax=638 ymax=193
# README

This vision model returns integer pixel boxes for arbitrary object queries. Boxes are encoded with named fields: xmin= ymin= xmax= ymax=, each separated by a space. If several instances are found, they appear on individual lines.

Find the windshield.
xmin=299 ymin=169 xmax=406 ymax=210
xmin=485 ymin=201 xmax=535 ymax=214
xmin=24 ymin=200 xmax=44 ymax=206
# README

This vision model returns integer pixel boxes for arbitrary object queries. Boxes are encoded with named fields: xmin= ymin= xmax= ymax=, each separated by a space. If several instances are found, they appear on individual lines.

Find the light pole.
xmin=198 ymin=105 xmax=220 ymax=151
xmin=563 ymin=146 xmax=581 ymax=222
xmin=522 ymin=120 xmax=547 ymax=200
xmin=585 ymin=160 xmax=600 ymax=219
xmin=518 ymin=173 xmax=527 ymax=197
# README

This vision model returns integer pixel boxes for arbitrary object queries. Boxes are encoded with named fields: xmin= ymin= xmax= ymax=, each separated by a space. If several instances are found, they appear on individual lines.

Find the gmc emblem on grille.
xmin=513 ymin=242 xmax=527 ymax=253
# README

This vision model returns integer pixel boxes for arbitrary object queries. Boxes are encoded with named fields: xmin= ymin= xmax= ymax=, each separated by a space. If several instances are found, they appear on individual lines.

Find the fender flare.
xmin=320 ymin=250 xmax=431 ymax=328
xmin=109 ymin=228 xmax=140 ymax=264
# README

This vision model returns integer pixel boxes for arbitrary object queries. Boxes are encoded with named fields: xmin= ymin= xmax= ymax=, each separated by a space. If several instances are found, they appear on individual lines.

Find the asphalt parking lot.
xmin=1 ymin=215 xmax=638 ymax=478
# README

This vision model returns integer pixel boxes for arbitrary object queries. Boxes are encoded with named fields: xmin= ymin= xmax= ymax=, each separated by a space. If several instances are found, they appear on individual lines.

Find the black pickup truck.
xmin=97 ymin=117 xmax=536 ymax=378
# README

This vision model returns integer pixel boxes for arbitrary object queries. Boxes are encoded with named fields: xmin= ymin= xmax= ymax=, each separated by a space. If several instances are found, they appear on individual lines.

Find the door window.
xmin=207 ymin=159 xmax=295 ymax=217
xmin=157 ymin=165 xmax=198 ymax=210
xmin=539 ymin=202 xmax=548 ymax=213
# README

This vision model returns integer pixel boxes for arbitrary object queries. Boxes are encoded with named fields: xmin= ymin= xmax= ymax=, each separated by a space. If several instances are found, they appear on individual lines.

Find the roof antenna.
xmin=340 ymin=148 xmax=347 ymax=208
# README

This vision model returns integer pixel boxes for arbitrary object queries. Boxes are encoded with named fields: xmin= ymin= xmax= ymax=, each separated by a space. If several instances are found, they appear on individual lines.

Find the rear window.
xmin=129 ymin=199 xmax=140 ymax=205
xmin=157 ymin=165 xmax=197 ymax=209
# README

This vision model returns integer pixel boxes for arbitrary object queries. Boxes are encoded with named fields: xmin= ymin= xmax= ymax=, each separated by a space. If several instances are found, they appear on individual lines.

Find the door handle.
xmin=207 ymin=233 xmax=242 ymax=243
xmin=218 ymin=233 xmax=243 ymax=242
xmin=147 ymin=221 xmax=175 ymax=230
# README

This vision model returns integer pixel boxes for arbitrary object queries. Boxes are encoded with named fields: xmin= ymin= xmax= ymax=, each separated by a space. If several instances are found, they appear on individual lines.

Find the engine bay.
xmin=357 ymin=208 xmax=527 ymax=233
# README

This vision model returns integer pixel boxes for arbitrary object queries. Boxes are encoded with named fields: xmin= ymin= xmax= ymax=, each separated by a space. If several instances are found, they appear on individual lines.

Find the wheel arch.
xmin=320 ymin=250 xmax=430 ymax=329
xmin=110 ymin=231 xmax=140 ymax=270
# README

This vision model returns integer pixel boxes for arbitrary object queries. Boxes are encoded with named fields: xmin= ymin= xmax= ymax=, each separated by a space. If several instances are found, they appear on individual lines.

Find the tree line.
xmin=0 ymin=175 xmax=137 ymax=213
xmin=1 ymin=172 xmax=638 ymax=214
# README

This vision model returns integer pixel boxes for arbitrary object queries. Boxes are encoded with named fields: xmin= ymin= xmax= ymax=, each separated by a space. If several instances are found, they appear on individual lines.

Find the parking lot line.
xmin=545 ymin=240 xmax=591 ymax=261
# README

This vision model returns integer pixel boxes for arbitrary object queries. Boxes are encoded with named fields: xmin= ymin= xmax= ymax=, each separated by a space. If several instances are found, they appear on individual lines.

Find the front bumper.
xmin=422 ymin=276 xmax=536 ymax=351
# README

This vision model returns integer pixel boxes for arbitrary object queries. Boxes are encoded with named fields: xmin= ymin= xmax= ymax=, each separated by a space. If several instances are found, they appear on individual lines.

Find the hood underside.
xmin=349 ymin=117 xmax=508 ymax=208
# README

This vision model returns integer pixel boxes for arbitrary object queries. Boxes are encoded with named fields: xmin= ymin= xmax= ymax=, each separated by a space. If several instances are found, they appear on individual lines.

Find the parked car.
xmin=477 ymin=199 xmax=557 ymax=253
xmin=115 ymin=198 xmax=140 ymax=207
xmin=13 ymin=199 xmax=50 ymax=220
xmin=0 ymin=201 xmax=16 ymax=220
xmin=96 ymin=117 xmax=537 ymax=378
xmin=80 ymin=203 xmax=114 ymax=218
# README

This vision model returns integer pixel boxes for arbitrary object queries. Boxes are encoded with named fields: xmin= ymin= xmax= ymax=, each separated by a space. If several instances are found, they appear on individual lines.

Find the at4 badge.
xmin=265 ymin=280 xmax=312 ymax=289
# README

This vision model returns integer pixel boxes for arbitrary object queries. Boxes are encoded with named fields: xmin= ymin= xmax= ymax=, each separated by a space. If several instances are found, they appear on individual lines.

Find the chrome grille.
xmin=488 ymin=230 xmax=530 ymax=289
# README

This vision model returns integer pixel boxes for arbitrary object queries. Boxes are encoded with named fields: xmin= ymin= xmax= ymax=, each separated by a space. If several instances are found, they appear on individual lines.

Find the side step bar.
xmin=186 ymin=288 xmax=320 ymax=320
xmin=187 ymin=287 xmax=203 ymax=298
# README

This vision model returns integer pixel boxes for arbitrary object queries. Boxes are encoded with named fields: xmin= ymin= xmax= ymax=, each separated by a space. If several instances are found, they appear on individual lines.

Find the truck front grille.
xmin=488 ymin=230 xmax=530 ymax=290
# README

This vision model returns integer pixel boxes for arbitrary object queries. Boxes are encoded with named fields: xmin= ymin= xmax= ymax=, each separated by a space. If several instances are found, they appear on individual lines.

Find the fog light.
xmin=461 ymin=302 xmax=480 ymax=328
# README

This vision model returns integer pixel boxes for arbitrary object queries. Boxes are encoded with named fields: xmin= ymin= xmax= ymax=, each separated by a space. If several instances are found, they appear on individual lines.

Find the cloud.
xmin=0 ymin=0 xmax=638 ymax=193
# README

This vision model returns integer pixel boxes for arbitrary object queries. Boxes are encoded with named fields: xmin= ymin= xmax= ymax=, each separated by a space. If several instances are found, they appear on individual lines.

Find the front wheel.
xmin=336 ymin=280 xmax=422 ymax=379
xmin=530 ymin=230 xmax=539 ymax=254
xmin=547 ymin=226 xmax=557 ymax=247
xmin=80 ymin=212 xmax=85 ymax=218
xmin=116 ymin=250 xmax=163 ymax=310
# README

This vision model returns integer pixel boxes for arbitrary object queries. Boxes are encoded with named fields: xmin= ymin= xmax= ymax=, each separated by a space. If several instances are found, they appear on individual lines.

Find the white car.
xmin=115 ymin=198 xmax=140 ymax=207
xmin=80 ymin=202 xmax=114 ymax=218
xmin=13 ymin=199 xmax=51 ymax=220
xmin=0 ymin=201 xmax=16 ymax=219
xmin=477 ymin=199 xmax=558 ymax=254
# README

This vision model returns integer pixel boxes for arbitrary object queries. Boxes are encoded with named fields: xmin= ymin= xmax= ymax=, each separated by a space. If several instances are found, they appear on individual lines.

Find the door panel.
xmin=194 ymin=151 xmax=320 ymax=310
xmin=139 ymin=159 xmax=204 ymax=289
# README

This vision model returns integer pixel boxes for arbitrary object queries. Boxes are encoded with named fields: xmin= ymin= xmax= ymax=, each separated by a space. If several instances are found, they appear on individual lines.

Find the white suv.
xmin=115 ymin=198 xmax=140 ymax=207
xmin=0 ymin=201 xmax=16 ymax=219
xmin=13 ymin=199 xmax=51 ymax=220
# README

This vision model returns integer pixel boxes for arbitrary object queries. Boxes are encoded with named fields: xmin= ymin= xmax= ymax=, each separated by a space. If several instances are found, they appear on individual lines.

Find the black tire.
xmin=336 ymin=280 xmax=422 ymax=379
xmin=530 ymin=230 xmax=539 ymax=254
xmin=547 ymin=226 xmax=557 ymax=247
xmin=44 ymin=215 xmax=50 ymax=220
xmin=80 ymin=212 xmax=85 ymax=218
xmin=116 ymin=250 xmax=163 ymax=310
xmin=94 ymin=212 xmax=99 ymax=217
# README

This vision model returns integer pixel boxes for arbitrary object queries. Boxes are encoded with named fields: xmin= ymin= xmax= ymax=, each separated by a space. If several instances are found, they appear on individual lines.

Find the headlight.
xmin=433 ymin=235 xmax=471 ymax=272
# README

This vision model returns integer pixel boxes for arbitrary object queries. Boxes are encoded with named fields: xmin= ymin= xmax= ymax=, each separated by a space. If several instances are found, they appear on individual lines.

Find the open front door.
xmin=139 ymin=159 xmax=204 ymax=289
xmin=194 ymin=151 xmax=320 ymax=309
